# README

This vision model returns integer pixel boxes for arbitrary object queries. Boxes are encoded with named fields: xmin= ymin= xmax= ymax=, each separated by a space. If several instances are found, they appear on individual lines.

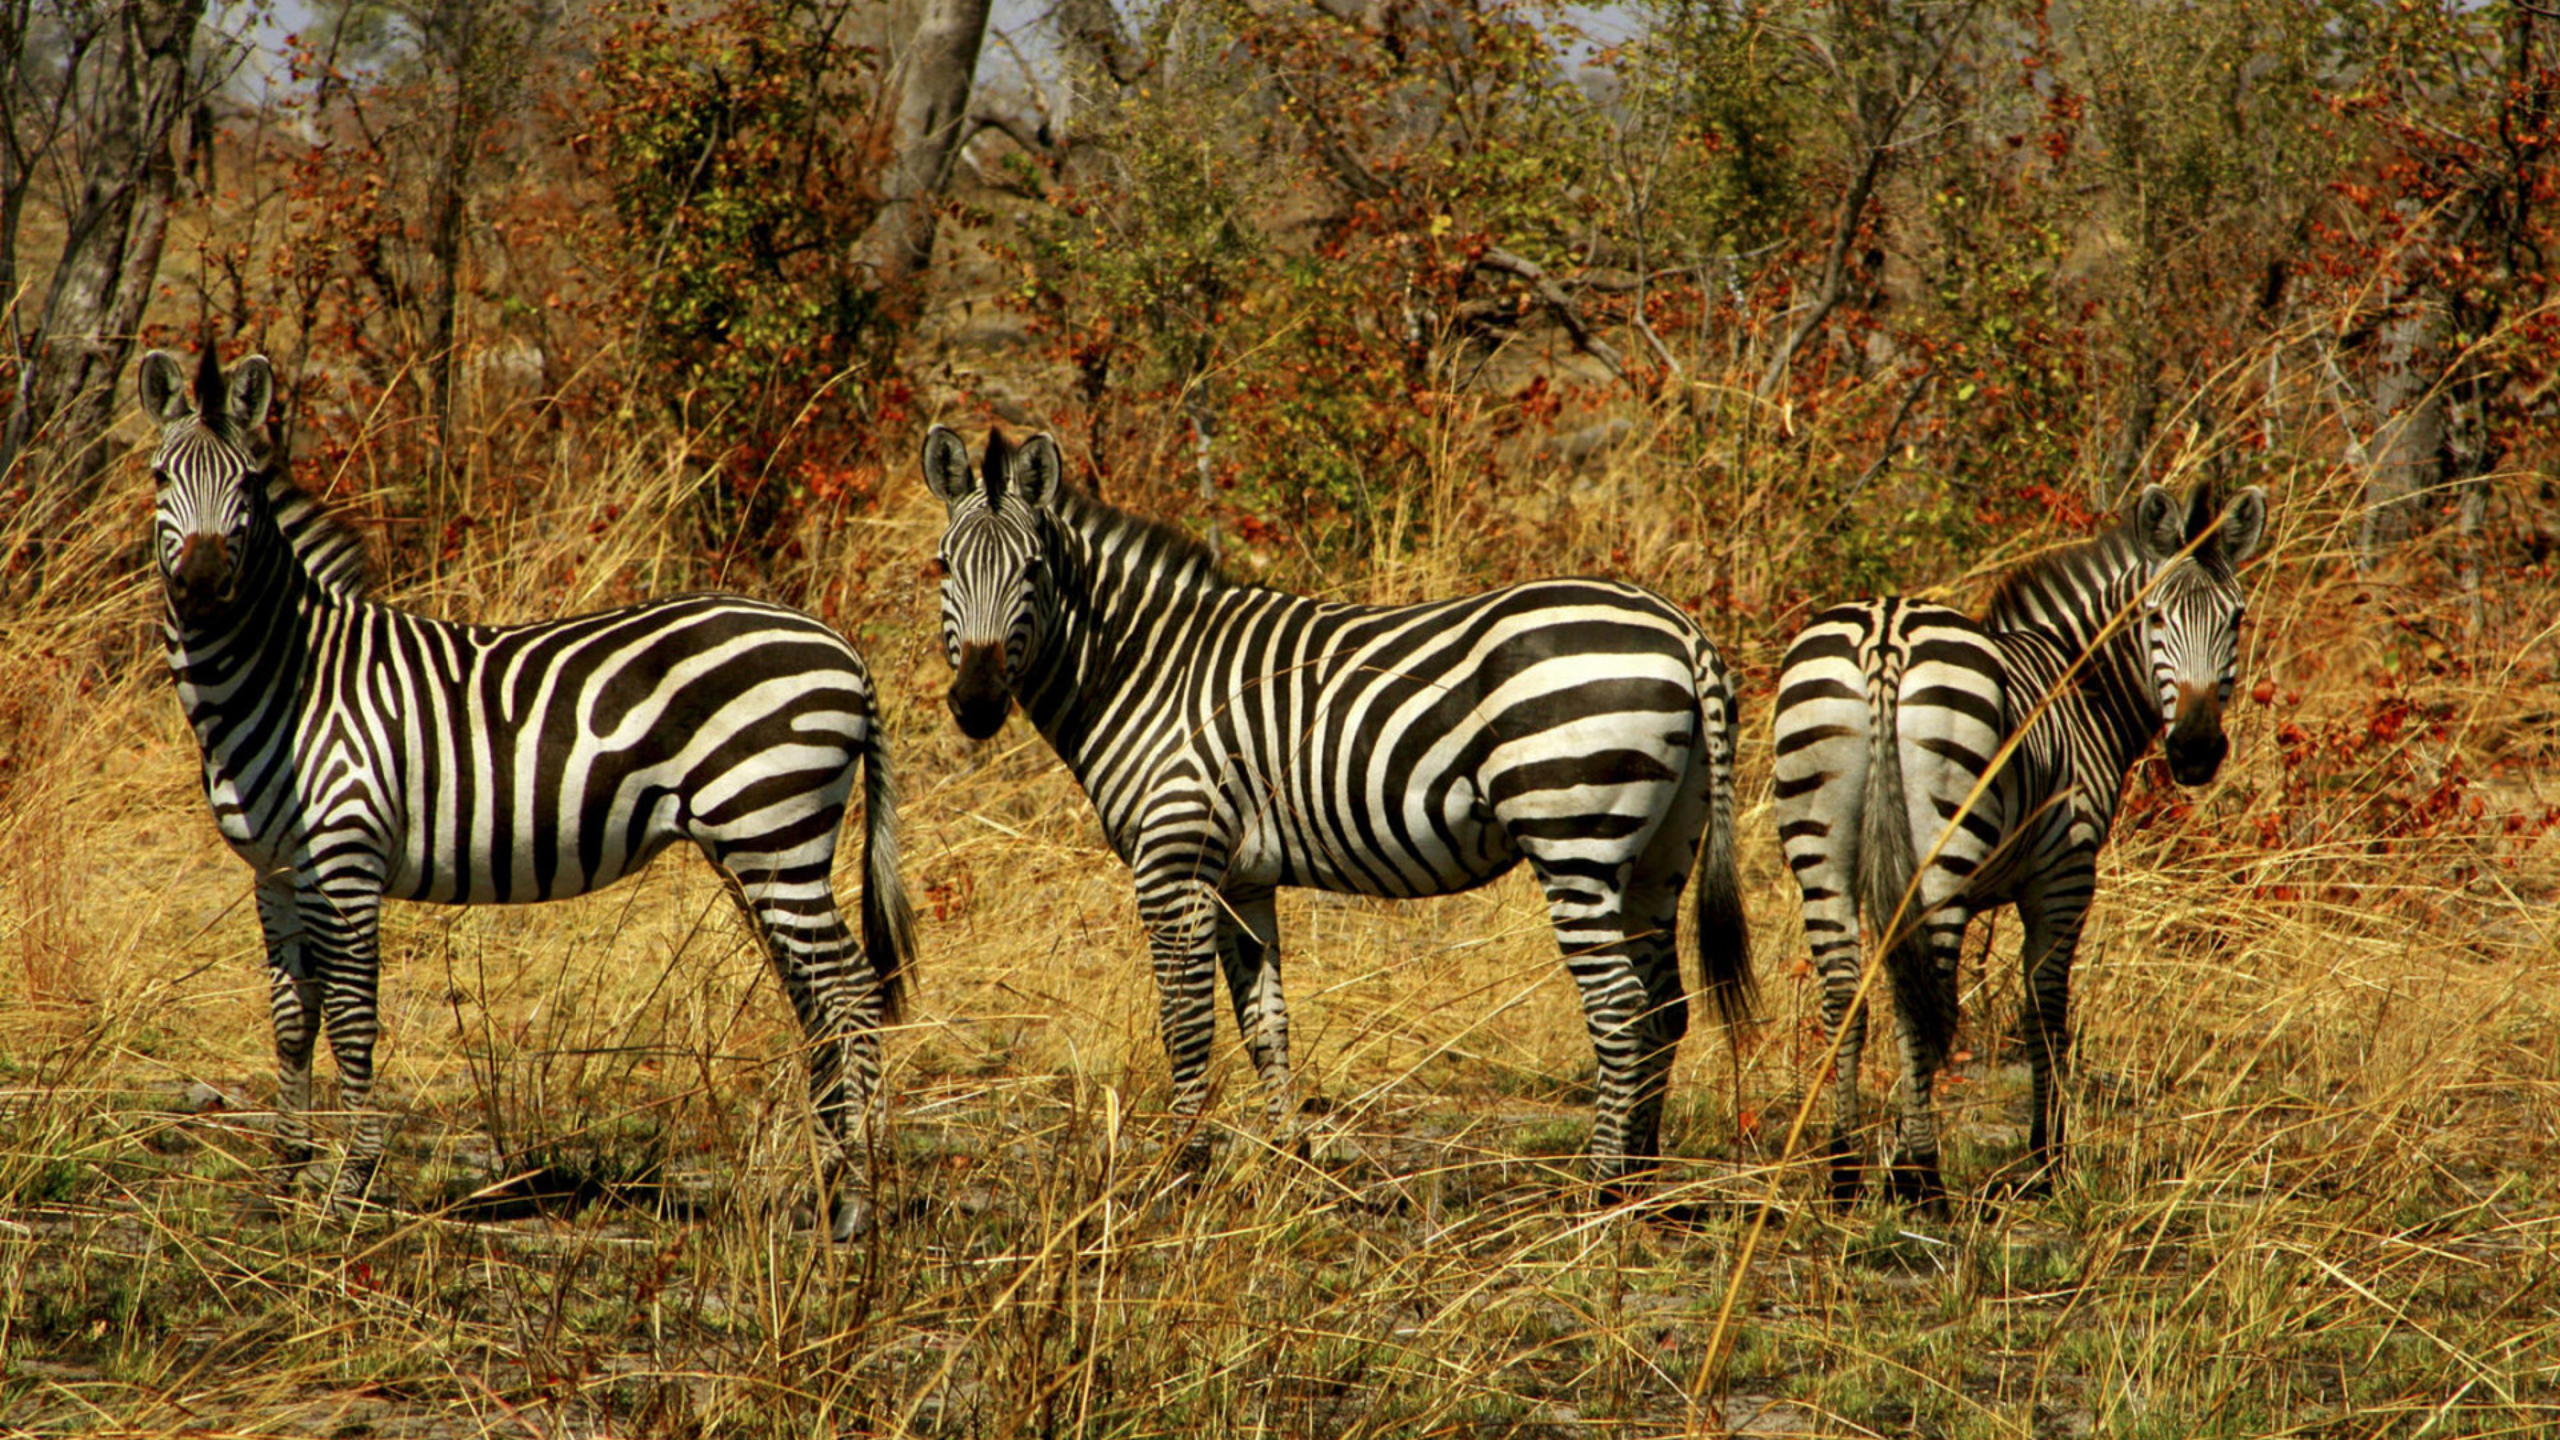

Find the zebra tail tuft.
xmin=1856 ymin=643 xmax=1929 ymax=984
xmin=859 ymin=717 xmax=920 ymax=1024
xmin=1693 ymin=659 xmax=1756 ymax=1031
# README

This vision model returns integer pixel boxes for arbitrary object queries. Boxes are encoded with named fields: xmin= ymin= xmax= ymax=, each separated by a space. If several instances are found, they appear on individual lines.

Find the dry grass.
xmin=3 ymin=390 xmax=2558 ymax=1439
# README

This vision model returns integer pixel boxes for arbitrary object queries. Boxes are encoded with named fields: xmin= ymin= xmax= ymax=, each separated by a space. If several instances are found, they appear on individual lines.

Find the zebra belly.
xmin=1224 ymin=780 xmax=1524 ymax=897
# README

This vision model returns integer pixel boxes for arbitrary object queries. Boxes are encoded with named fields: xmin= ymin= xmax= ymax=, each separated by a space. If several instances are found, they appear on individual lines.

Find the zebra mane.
xmin=1055 ymin=489 xmax=1238 ymax=591
xmin=1980 ymin=528 xmax=2137 ymax=626
xmin=263 ymin=471 xmax=372 ymax=602
xmin=1981 ymin=487 xmax=2234 ymax=627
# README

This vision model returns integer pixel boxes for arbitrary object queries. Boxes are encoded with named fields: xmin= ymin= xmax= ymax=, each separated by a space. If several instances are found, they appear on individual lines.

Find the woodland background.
xmin=3 ymin=0 xmax=2560 ymax=1435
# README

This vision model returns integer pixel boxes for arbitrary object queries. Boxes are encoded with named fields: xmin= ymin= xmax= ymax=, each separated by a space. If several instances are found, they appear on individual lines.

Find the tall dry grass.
xmin=2 ymin=338 xmax=2556 ymax=1438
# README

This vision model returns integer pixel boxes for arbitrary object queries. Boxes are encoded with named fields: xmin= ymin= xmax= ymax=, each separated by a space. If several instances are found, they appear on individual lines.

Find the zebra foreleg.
xmin=1215 ymin=886 xmax=1296 ymax=1144
xmin=309 ymin=888 xmax=391 ymax=1214
xmin=1137 ymin=869 xmax=1224 ymax=1175
xmin=255 ymin=877 xmax=322 ymax=1199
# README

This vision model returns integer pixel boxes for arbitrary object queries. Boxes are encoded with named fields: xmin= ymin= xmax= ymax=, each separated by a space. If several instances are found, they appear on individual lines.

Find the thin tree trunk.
xmin=2358 ymin=298 xmax=2446 ymax=560
xmin=426 ymin=71 xmax=473 ymax=511
xmin=0 ymin=0 xmax=195 ymax=569
xmin=854 ymin=0 xmax=995 ymax=313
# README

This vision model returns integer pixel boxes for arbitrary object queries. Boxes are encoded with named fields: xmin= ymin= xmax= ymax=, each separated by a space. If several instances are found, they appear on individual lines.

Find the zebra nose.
xmin=169 ymin=533 xmax=232 ymax=619
xmin=2163 ymin=684 xmax=2227 ymax=784
xmin=948 ymin=642 xmax=1012 ymax=739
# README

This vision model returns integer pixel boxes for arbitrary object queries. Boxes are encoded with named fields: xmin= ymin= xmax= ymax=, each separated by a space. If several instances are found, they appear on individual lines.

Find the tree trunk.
xmin=2358 ymin=298 xmax=2446 ymax=560
xmin=853 ymin=0 xmax=994 ymax=314
xmin=426 ymin=70 xmax=473 ymax=507
xmin=1 ymin=0 xmax=196 ymax=549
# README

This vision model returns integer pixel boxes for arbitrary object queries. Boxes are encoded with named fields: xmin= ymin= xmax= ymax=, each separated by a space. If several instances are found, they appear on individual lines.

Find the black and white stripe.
xmin=140 ymin=349 xmax=918 ymax=1239
xmin=921 ymin=426 xmax=1753 ymax=1181
xmin=1770 ymin=483 xmax=2267 ymax=1208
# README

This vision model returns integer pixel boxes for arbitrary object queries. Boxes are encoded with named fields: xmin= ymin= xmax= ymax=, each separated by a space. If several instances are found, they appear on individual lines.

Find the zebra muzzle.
xmin=948 ymin=643 xmax=1013 ymax=739
xmin=2163 ymin=686 xmax=2228 ymax=785
xmin=169 ymin=533 xmax=234 ymax=621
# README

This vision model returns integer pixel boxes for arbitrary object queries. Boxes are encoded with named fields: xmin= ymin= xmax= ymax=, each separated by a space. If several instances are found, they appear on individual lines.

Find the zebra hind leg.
xmin=1215 ymin=888 xmax=1298 ymax=1152
xmin=1524 ymin=853 xmax=1654 ymax=1195
xmin=1884 ymin=913 xmax=1966 ymax=1216
xmin=1618 ymin=804 xmax=1704 ymax=1186
xmin=733 ymin=864 xmax=887 ymax=1242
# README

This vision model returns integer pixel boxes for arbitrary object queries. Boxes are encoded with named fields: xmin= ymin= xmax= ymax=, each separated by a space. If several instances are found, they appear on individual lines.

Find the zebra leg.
xmin=2010 ymin=881 xmax=2090 ymax=1194
xmin=1769 ymin=677 xmax=1872 ymax=1204
xmin=256 ymin=877 xmax=323 ymax=1198
xmin=1215 ymin=886 xmax=1295 ymax=1141
xmin=1885 ymin=909 xmax=1966 ymax=1214
xmin=1137 ymin=868 xmax=1224 ymax=1174
xmin=308 ymin=886 xmax=391 ymax=1212
xmin=1524 ymin=855 xmax=1652 ymax=1189
xmin=729 ymin=863 xmax=885 ymax=1242
xmin=1620 ymin=799 xmax=1703 ymax=1172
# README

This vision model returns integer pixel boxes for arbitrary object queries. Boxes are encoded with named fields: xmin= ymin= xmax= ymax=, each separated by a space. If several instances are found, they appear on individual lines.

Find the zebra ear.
xmin=2218 ymin=486 xmax=2268 ymax=564
xmin=1012 ymin=433 xmax=1063 ymax=510
xmin=227 ymin=355 xmax=274 ymax=435
xmin=136 ymin=351 xmax=190 ymax=424
xmin=2133 ymin=485 xmax=2184 ymax=561
xmin=921 ymin=425 xmax=976 ymax=506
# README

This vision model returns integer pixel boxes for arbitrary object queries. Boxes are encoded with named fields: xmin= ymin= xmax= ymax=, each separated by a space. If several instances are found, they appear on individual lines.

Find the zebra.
xmin=1770 ymin=482 xmax=2268 ymax=1209
xmin=139 ymin=348 xmax=919 ymax=1240
xmin=919 ymin=424 xmax=1754 ymax=1186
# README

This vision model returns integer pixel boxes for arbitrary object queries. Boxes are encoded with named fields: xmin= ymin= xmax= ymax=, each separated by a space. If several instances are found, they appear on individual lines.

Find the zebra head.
xmin=2129 ymin=482 xmax=2268 ymax=786
xmin=137 ymin=348 xmax=274 ymax=627
xmin=922 ymin=424 xmax=1064 ymax=740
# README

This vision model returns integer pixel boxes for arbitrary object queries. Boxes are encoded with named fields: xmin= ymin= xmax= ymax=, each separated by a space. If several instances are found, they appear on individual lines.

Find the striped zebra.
xmin=1771 ymin=482 xmax=2268 ymax=1209
xmin=920 ymin=425 xmax=1753 ymax=1184
xmin=140 ymin=349 xmax=918 ymax=1240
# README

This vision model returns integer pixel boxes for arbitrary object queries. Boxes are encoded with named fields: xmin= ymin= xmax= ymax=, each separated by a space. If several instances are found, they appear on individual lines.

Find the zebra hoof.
xmin=1173 ymin=1136 xmax=1214 ymax=1177
xmin=1886 ymin=1158 xmax=1947 ymax=1216
xmin=1827 ymin=1153 xmax=1864 ymax=1210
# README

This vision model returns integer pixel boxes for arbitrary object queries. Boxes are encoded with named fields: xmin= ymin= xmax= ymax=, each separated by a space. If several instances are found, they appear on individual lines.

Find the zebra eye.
xmin=924 ymin=555 xmax=949 ymax=581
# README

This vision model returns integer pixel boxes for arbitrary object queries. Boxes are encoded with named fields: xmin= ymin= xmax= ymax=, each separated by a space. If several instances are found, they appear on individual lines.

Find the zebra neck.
xmin=163 ymin=540 xmax=317 ymax=697
xmin=1984 ymin=544 xmax=2161 ymax=777
xmin=1013 ymin=496 xmax=1241 ymax=776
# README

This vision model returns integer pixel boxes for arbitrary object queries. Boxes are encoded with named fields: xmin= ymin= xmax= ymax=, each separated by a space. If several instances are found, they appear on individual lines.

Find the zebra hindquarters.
xmin=1772 ymin=606 xmax=1887 ymax=1206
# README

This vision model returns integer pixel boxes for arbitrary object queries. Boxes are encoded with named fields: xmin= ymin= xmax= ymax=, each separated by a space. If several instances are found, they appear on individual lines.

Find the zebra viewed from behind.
xmin=1771 ymin=483 xmax=2268 ymax=1209
xmin=920 ymin=425 xmax=1753 ymax=1186
xmin=141 ymin=349 xmax=919 ymax=1240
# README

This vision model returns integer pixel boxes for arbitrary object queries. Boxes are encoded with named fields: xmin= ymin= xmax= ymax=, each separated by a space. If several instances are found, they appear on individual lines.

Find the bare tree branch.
xmin=1477 ymin=247 xmax=1639 ymax=394
xmin=1757 ymin=0 xmax=1988 ymax=403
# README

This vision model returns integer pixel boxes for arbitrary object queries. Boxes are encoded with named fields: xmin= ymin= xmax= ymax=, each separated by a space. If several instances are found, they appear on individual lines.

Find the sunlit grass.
xmin=3 ymin=384 xmax=2556 ymax=1437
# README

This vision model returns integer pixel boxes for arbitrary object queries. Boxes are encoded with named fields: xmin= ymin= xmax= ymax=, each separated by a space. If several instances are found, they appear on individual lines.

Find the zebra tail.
xmin=1692 ymin=660 xmax=1756 ymax=1031
xmin=1855 ymin=643 xmax=1929 ymax=983
xmin=859 ymin=718 xmax=920 ymax=1024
